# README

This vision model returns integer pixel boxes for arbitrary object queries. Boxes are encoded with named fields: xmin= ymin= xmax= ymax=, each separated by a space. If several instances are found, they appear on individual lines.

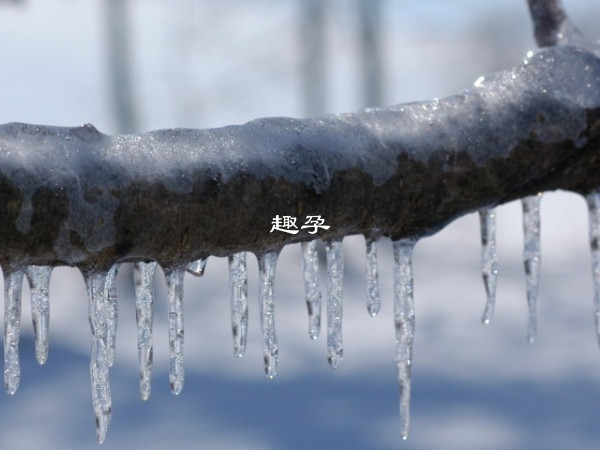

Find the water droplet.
xmin=186 ymin=258 xmax=207 ymax=277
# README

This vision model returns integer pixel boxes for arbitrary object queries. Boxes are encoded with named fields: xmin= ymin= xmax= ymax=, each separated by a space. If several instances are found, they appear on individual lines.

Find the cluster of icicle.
xmin=10 ymin=190 xmax=600 ymax=443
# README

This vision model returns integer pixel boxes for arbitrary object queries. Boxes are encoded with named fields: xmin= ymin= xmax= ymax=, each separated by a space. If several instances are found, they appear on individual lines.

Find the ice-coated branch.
xmin=527 ymin=0 xmax=583 ymax=47
xmin=1 ymin=40 xmax=600 ymax=272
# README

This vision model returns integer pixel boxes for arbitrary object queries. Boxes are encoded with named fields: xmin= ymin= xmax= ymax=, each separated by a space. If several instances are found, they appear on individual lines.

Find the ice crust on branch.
xmin=0 ymin=46 xmax=599 ymax=270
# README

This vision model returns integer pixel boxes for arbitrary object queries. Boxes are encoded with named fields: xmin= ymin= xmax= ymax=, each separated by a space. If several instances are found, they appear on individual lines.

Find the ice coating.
xmin=24 ymin=265 xmax=52 ymax=365
xmin=259 ymin=252 xmax=279 ymax=378
xmin=85 ymin=271 xmax=112 ymax=444
xmin=393 ymin=238 xmax=417 ymax=440
xmin=365 ymin=234 xmax=381 ymax=316
xmin=165 ymin=267 xmax=185 ymax=395
xmin=587 ymin=191 xmax=600 ymax=347
xmin=133 ymin=261 xmax=157 ymax=401
xmin=479 ymin=208 xmax=498 ymax=324
xmin=326 ymin=239 xmax=344 ymax=369
xmin=229 ymin=252 xmax=248 ymax=357
xmin=301 ymin=240 xmax=321 ymax=339
xmin=522 ymin=194 xmax=542 ymax=343
xmin=186 ymin=258 xmax=207 ymax=277
xmin=105 ymin=264 xmax=119 ymax=367
xmin=0 ymin=47 xmax=597 ymax=268
xmin=4 ymin=270 xmax=23 ymax=395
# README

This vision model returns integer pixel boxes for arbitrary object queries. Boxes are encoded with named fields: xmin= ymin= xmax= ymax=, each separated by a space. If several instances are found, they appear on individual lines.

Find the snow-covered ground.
xmin=0 ymin=0 xmax=599 ymax=449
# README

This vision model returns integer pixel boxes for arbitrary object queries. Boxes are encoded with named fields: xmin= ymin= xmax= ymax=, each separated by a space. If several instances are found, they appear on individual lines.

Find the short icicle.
xmin=24 ymin=265 xmax=52 ymax=365
xmin=393 ymin=238 xmax=418 ymax=441
xmin=186 ymin=258 xmax=207 ymax=277
xmin=84 ymin=271 xmax=112 ymax=444
xmin=587 ymin=191 xmax=600 ymax=347
xmin=165 ymin=267 xmax=185 ymax=395
xmin=133 ymin=261 xmax=157 ymax=401
xmin=4 ymin=270 xmax=24 ymax=395
xmin=105 ymin=264 xmax=119 ymax=367
xmin=479 ymin=208 xmax=498 ymax=324
xmin=259 ymin=251 xmax=279 ymax=378
xmin=229 ymin=252 xmax=248 ymax=357
xmin=301 ymin=240 xmax=322 ymax=340
xmin=326 ymin=239 xmax=344 ymax=369
xmin=522 ymin=194 xmax=542 ymax=343
xmin=365 ymin=233 xmax=381 ymax=317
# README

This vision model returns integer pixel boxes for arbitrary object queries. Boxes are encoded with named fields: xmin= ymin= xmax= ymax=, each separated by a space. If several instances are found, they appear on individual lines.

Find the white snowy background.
xmin=0 ymin=0 xmax=599 ymax=449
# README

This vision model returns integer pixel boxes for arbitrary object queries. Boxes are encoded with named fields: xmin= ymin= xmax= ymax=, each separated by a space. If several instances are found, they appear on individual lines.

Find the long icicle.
xmin=165 ymin=267 xmax=185 ymax=395
xmin=522 ymin=194 xmax=542 ymax=343
xmin=326 ymin=239 xmax=344 ymax=369
xmin=85 ymin=271 xmax=112 ymax=444
xmin=301 ymin=240 xmax=322 ymax=340
xmin=393 ymin=238 xmax=417 ymax=441
xmin=105 ymin=264 xmax=119 ymax=367
xmin=479 ymin=208 xmax=498 ymax=324
xmin=259 ymin=251 xmax=279 ymax=378
xmin=229 ymin=252 xmax=248 ymax=357
xmin=24 ymin=265 xmax=52 ymax=365
xmin=133 ymin=261 xmax=157 ymax=401
xmin=4 ymin=270 xmax=23 ymax=395
xmin=365 ymin=233 xmax=381 ymax=316
xmin=587 ymin=191 xmax=600 ymax=347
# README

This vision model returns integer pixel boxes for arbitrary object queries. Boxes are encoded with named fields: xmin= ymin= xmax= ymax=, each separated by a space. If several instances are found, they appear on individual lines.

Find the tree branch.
xmin=527 ymin=0 xmax=583 ymax=46
xmin=1 ymin=29 xmax=600 ymax=273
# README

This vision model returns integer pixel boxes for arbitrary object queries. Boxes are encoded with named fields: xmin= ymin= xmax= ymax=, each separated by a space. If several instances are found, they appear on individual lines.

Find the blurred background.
xmin=0 ymin=0 xmax=600 ymax=448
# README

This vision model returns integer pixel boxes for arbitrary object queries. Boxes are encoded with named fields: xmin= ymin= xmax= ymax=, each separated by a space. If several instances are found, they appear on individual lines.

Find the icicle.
xmin=24 ymin=265 xmax=52 ymax=365
xmin=479 ymin=208 xmax=498 ymax=324
xmin=587 ymin=191 xmax=600 ymax=347
xmin=105 ymin=264 xmax=119 ymax=367
xmin=325 ymin=239 xmax=344 ymax=369
xmin=301 ymin=240 xmax=321 ymax=340
xmin=133 ymin=261 xmax=157 ymax=401
xmin=393 ymin=238 xmax=417 ymax=441
xmin=4 ymin=270 xmax=23 ymax=395
xmin=365 ymin=234 xmax=381 ymax=316
xmin=165 ymin=267 xmax=185 ymax=395
xmin=259 ymin=251 xmax=279 ymax=378
xmin=229 ymin=252 xmax=248 ymax=357
xmin=522 ymin=194 xmax=542 ymax=343
xmin=85 ymin=271 xmax=112 ymax=444
xmin=186 ymin=258 xmax=207 ymax=277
